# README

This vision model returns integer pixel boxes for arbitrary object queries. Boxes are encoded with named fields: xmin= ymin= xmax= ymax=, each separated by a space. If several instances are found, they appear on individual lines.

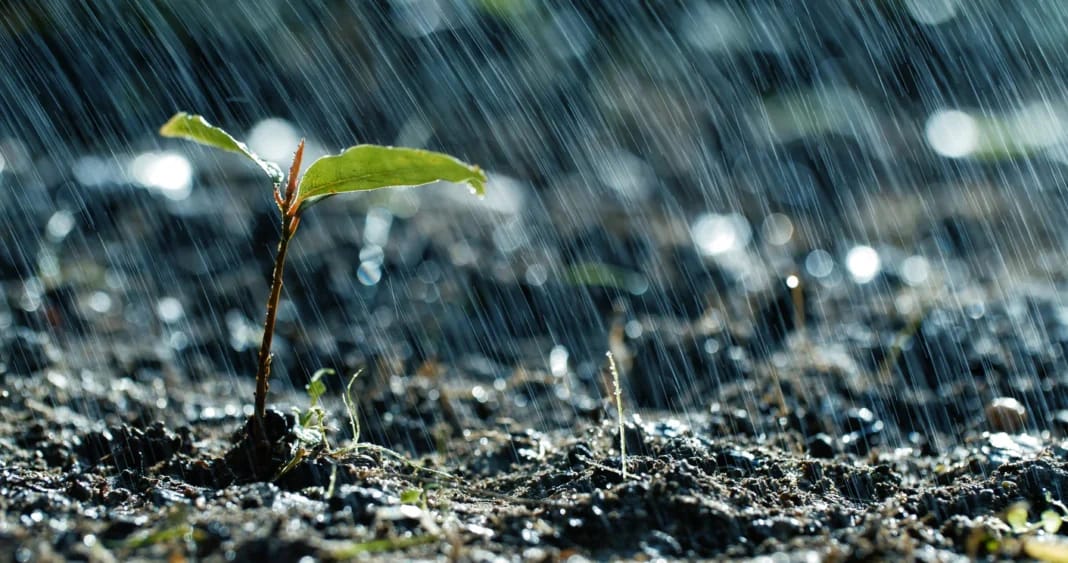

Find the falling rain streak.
xmin=4 ymin=1 xmax=1068 ymax=560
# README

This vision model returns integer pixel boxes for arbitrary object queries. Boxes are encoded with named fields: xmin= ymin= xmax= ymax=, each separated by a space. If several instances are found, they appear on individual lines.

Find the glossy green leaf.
xmin=160 ymin=112 xmax=283 ymax=184
xmin=297 ymin=145 xmax=485 ymax=208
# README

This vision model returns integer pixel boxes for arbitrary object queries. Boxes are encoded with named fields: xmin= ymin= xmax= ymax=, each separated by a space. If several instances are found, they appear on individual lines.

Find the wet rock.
xmin=78 ymin=422 xmax=189 ymax=471
xmin=713 ymin=449 xmax=757 ymax=473
xmin=65 ymin=480 xmax=92 ymax=502
xmin=781 ymin=408 xmax=824 ymax=438
xmin=807 ymin=434 xmax=835 ymax=459
xmin=840 ymin=408 xmax=884 ymax=455
xmin=986 ymin=397 xmax=1027 ymax=433
xmin=329 ymin=485 xmax=396 ymax=525
xmin=221 ymin=410 xmax=299 ymax=483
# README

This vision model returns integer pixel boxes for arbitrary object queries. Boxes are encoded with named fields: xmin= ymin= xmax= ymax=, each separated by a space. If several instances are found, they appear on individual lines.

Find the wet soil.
xmin=5 ymin=175 xmax=1068 ymax=562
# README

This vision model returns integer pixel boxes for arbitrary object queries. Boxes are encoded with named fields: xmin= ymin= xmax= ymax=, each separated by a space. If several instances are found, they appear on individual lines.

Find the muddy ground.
xmin=3 ymin=166 xmax=1068 ymax=562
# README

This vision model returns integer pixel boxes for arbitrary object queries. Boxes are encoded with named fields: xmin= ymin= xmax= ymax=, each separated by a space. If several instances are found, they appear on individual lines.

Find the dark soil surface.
xmin=5 ymin=169 xmax=1068 ymax=562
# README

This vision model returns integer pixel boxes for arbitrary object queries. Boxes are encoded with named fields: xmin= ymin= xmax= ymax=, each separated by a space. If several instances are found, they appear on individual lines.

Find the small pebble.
xmin=986 ymin=397 xmax=1027 ymax=433
xmin=806 ymin=433 xmax=835 ymax=459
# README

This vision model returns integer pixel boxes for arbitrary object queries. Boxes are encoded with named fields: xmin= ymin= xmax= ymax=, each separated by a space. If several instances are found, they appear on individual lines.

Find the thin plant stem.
xmin=253 ymin=140 xmax=305 ymax=427
xmin=607 ymin=351 xmax=626 ymax=480
xmin=253 ymin=216 xmax=296 ymax=422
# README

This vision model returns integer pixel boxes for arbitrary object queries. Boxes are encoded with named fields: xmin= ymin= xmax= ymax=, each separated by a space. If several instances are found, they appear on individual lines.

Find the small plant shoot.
xmin=160 ymin=112 xmax=486 ymax=442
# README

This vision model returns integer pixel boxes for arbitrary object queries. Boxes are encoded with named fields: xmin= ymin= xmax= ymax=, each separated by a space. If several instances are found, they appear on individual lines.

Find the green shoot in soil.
xmin=606 ymin=351 xmax=626 ymax=480
xmin=159 ymin=112 xmax=486 ymax=440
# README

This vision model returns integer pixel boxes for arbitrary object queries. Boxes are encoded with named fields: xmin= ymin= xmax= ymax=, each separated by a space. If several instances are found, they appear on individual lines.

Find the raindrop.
xmin=925 ymin=110 xmax=979 ymax=158
xmin=493 ymin=218 xmax=528 ymax=254
xmin=905 ymin=0 xmax=959 ymax=25
xmin=156 ymin=297 xmax=184 ymax=323
xmin=72 ymin=156 xmax=119 ymax=186
xmin=681 ymin=4 xmax=746 ymax=52
xmin=247 ymin=118 xmax=301 ymax=165
xmin=804 ymin=249 xmax=835 ymax=278
xmin=129 ymin=152 xmax=193 ymax=200
xmin=364 ymin=208 xmax=394 ymax=247
xmin=0 ymin=138 xmax=28 ymax=173
xmin=394 ymin=0 xmax=445 ymax=37
xmin=594 ymin=150 xmax=655 ymax=200
xmin=549 ymin=345 xmax=569 ymax=377
xmin=525 ymin=263 xmax=548 ymax=286
xmin=45 ymin=210 xmax=75 ymax=242
xmin=762 ymin=213 xmax=794 ymax=246
xmin=37 ymin=254 xmax=59 ymax=280
xmin=471 ymin=385 xmax=488 ymax=402
xmin=359 ymin=245 xmax=385 ymax=266
xmin=87 ymin=292 xmax=112 ymax=314
xmin=1012 ymin=102 xmax=1063 ymax=148
xmin=692 ymin=213 xmax=751 ymax=256
xmin=845 ymin=246 xmax=881 ymax=284
xmin=358 ymin=261 xmax=383 ymax=286
xmin=901 ymin=256 xmax=930 ymax=286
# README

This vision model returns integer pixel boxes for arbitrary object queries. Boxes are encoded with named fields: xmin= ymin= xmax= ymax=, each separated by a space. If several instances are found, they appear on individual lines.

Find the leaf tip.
xmin=469 ymin=165 xmax=487 ymax=197
xmin=158 ymin=112 xmax=190 ymax=137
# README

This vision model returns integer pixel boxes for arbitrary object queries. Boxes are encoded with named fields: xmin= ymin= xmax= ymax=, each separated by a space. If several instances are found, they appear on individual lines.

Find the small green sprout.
xmin=292 ymin=368 xmax=333 ymax=448
xmin=400 ymin=488 xmax=423 ymax=505
xmin=160 ymin=112 xmax=486 ymax=441
xmin=606 ymin=350 xmax=627 ymax=480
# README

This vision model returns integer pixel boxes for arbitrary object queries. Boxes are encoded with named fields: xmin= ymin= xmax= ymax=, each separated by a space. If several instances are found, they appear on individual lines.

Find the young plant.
xmin=159 ymin=112 xmax=486 ymax=440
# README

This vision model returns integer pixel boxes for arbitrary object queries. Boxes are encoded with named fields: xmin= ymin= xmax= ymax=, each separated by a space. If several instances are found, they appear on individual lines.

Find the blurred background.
xmin=4 ymin=1 xmax=1068 ymax=447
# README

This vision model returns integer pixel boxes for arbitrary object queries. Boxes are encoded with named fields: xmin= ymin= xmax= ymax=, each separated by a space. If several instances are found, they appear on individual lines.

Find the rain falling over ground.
xmin=5 ymin=1 xmax=1068 ymax=560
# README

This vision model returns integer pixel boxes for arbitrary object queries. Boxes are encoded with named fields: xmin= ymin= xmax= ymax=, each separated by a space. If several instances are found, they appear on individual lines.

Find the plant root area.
xmin=4 ymin=181 xmax=1068 ymax=561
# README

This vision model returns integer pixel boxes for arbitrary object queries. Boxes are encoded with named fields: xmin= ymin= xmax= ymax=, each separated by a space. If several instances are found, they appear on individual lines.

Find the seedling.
xmin=159 ymin=112 xmax=486 ymax=442
xmin=606 ymin=351 xmax=627 ymax=480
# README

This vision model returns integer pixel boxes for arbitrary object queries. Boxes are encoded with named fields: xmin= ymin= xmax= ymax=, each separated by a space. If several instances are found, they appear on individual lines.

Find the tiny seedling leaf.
xmin=1043 ymin=510 xmax=1063 ymax=534
xmin=160 ymin=112 xmax=283 ymax=184
xmin=400 ymin=489 xmax=422 ymax=505
xmin=1007 ymin=502 xmax=1030 ymax=532
xmin=297 ymin=145 xmax=486 ymax=209
xmin=306 ymin=368 xmax=333 ymax=408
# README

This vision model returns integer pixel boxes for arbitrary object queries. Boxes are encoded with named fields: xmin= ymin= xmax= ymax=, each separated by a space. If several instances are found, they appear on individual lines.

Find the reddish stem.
xmin=252 ymin=140 xmax=305 ymax=428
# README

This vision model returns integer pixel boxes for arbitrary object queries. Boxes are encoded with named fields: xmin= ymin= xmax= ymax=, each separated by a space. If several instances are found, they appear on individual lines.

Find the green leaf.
xmin=306 ymin=368 xmax=333 ymax=408
xmin=1043 ymin=510 xmax=1063 ymax=534
xmin=563 ymin=262 xmax=648 ymax=294
xmin=160 ymin=112 xmax=283 ymax=184
xmin=400 ymin=489 xmax=422 ymax=505
xmin=1006 ymin=502 xmax=1030 ymax=532
xmin=297 ymin=145 xmax=486 ymax=209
